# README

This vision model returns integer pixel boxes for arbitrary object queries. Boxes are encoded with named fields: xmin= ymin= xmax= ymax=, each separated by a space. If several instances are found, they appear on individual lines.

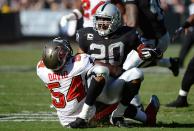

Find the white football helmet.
xmin=93 ymin=3 xmax=122 ymax=36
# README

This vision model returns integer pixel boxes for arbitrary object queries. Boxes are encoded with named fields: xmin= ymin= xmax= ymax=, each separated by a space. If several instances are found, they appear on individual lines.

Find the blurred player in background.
xmin=121 ymin=0 xmax=180 ymax=109
xmin=176 ymin=0 xmax=194 ymax=68
xmin=69 ymin=3 xmax=160 ymax=128
xmin=122 ymin=0 xmax=179 ymax=76
xmin=166 ymin=14 xmax=194 ymax=107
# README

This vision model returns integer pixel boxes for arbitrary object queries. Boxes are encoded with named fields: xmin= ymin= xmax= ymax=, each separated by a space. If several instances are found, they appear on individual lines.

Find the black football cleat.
xmin=68 ymin=118 xmax=88 ymax=128
xmin=166 ymin=96 xmax=188 ymax=108
xmin=169 ymin=57 xmax=179 ymax=76
xmin=110 ymin=116 xmax=126 ymax=127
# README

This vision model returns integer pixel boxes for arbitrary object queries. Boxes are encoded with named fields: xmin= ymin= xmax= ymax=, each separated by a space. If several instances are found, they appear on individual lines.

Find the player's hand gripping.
xmin=137 ymin=44 xmax=162 ymax=60
xmin=141 ymin=48 xmax=158 ymax=60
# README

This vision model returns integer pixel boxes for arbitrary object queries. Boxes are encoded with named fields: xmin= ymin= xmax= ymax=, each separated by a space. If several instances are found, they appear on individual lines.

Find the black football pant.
xmin=179 ymin=28 xmax=194 ymax=67
xmin=181 ymin=56 xmax=194 ymax=92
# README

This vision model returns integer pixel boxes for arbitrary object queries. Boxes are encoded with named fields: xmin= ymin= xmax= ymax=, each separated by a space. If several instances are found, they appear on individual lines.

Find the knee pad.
xmin=87 ymin=65 xmax=109 ymax=79
xmin=87 ymin=65 xmax=109 ymax=87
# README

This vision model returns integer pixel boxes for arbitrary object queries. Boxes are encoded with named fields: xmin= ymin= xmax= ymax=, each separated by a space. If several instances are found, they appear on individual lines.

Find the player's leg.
xmin=68 ymin=65 xmax=109 ymax=128
xmin=155 ymin=33 xmax=180 ymax=76
xmin=179 ymin=30 xmax=194 ymax=67
xmin=107 ymin=68 xmax=144 ymax=126
xmin=157 ymin=57 xmax=179 ymax=76
xmin=122 ymin=51 xmax=147 ymax=110
xmin=166 ymin=56 xmax=194 ymax=107
xmin=124 ymin=95 xmax=160 ymax=126
xmin=110 ymin=79 xmax=142 ymax=127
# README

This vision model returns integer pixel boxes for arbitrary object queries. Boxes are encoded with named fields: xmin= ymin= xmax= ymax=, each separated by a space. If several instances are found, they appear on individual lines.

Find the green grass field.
xmin=0 ymin=40 xmax=194 ymax=131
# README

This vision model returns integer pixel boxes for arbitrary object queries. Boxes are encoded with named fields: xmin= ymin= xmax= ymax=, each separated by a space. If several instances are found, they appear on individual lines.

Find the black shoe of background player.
xmin=68 ymin=118 xmax=88 ymax=128
xmin=169 ymin=57 xmax=179 ymax=76
xmin=166 ymin=95 xmax=188 ymax=108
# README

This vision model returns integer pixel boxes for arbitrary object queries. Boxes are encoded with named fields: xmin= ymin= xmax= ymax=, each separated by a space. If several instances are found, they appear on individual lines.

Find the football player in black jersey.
xmin=68 ymin=3 xmax=160 ymax=128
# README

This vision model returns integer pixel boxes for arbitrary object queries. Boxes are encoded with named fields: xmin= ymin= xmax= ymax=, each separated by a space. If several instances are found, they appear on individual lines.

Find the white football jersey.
xmin=37 ymin=54 xmax=94 ymax=126
xmin=81 ymin=0 xmax=111 ymax=27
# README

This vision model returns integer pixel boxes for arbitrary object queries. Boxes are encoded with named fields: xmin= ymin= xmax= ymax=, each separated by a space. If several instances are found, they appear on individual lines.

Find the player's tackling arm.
xmin=121 ymin=0 xmax=138 ymax=27
xmin=125 ymin=3 xmax=138 ymax=27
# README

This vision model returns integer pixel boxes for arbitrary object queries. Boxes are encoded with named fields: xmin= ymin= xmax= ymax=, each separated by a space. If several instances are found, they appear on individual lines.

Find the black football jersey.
xmin=76 ymin=26 xmax=141 ymax=66
xmin=123 ymin=0 xmax=167 ymax=39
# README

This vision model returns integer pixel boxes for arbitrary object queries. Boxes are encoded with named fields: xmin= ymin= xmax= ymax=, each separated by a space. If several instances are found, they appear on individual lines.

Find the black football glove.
xmin=141 ymin=48 xmax=162 ymax=60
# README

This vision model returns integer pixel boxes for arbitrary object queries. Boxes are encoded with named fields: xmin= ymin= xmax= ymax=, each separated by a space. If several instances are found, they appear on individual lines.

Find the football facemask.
xmin=93 ymin=3 xmax=122 ymax=36
xmin=95 ymin=17 xmax=112 ymax=36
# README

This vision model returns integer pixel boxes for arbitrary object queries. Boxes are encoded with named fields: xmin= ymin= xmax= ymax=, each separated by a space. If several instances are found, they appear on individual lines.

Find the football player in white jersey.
xmin=37 ymin=37 xmax=160 ymax=128
xmin=37 ymin=38 xmax=96 ymax=126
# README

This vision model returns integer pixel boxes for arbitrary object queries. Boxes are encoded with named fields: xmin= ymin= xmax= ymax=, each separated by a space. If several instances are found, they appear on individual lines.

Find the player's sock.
xmin=78 ymin=103 xmax=96 ymax=120
xmin=179 ymin=89 xmax=188 ymax=97
xmin=85 ymin=77 xmax=105 ymax=106
xmin=111 ymin=103 xmax=127 ymax=117
xmin=130 ymin=94 xmax=144 ymax=111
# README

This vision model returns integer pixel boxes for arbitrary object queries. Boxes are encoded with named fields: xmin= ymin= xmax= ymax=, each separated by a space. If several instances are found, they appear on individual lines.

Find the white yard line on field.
xmin=0 ymin=112 xmax=58 ymax=122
